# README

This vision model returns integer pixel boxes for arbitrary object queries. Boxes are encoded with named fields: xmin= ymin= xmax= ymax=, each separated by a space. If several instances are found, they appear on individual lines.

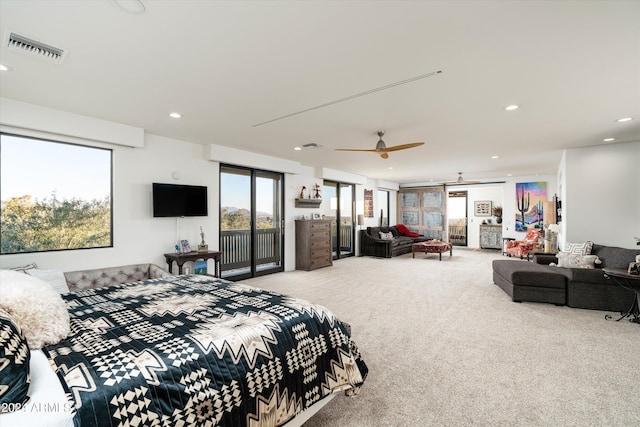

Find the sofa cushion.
xmin=492 ymin=260 xmax=566 ymax=289
xmin=591 ymin=244 xmax=640 ymax=269
xmin=391 ymin=236 xmax=414 ymax=247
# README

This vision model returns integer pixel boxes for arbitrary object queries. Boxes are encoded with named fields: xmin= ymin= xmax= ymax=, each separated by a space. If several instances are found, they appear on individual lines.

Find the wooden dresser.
xmin=479 ymin=224 xmax=502 ymax=249
xmin=295 ymin=220 xmax=333 ymax=271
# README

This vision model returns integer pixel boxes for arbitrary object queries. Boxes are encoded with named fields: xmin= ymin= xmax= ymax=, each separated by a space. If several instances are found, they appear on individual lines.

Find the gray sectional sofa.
xmin=492 ymin=244 xmax=640 ymax=312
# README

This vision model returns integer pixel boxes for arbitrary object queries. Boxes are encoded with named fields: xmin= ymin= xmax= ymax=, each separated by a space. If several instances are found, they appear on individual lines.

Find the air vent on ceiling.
xmin=4 ymin=31 xmax=67 ymax=64
xmin=302 ymin=142 xmax=323 ymax=149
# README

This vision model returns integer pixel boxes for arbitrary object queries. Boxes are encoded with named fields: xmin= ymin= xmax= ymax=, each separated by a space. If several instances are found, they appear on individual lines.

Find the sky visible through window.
xmin=220 ymin=172 xmax=275 ymax=215
xmin=1 ymin=134 xmax=110 ymax=202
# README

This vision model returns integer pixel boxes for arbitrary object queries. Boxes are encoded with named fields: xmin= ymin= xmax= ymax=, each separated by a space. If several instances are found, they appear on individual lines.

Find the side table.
xmin=603 ymin=268 xmax=640 ymax=324
xmin=164 ymin=251 xmax=222 ymax=278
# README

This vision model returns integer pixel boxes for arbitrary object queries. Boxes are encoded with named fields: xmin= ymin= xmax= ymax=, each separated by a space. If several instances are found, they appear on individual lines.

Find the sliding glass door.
xmin=447 ymin=191 xmax=468 ymax=246
xmin=323 ymin=181 xmax=355 ymax=259
xmin=220 ymin=165 xmax=284 ymax=280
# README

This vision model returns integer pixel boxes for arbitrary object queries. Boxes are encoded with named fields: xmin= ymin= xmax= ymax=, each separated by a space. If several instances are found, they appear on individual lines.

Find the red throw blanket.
xmin=396 ymin=223 xmax=420 ymax=238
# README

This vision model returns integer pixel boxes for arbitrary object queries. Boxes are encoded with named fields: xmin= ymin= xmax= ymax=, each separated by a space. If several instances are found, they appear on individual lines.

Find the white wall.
xmin=445 ymin=184 xmax=504 ymax=248
xmin=563 ymin=141 xmax=640 ymax=248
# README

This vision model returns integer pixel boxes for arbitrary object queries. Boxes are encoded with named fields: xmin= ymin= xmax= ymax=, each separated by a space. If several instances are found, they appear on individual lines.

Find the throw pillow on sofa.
xmin=563 ymin=241 xmax=593 ymax=255
xmin=379 ymin=231 xmax=394 ymax=240
xmin=555 ymin=252 xmax=600 ymax=269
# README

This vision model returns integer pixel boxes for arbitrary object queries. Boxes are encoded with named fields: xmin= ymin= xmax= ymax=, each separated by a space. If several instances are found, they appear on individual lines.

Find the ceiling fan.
xmin=441 ymin=172 xmax=481 ymax=185
xmin=335 ymin=131 xmax=424 ymax=159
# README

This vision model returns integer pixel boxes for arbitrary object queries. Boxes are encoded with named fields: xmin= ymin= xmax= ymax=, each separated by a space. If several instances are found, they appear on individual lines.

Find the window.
xmin=378 ymin=190 xmax=389 ymax=226
xmin=0 ymin=133 xmax=112 ymax=254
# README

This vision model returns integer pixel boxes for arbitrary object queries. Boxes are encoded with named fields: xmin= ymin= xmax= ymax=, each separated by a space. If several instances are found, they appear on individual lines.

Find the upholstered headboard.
xmin=64 ymin=263 xmax=173 ymax=292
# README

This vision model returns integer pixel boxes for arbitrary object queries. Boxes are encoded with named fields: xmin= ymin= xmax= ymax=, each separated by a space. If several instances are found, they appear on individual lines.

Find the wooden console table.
xmin=164 ymin=251 xmax=222 ymax=277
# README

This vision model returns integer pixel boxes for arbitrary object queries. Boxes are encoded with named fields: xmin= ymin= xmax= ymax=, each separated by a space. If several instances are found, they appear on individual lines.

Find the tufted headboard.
xmin=64 ymin=263 xmax=174 ymax=292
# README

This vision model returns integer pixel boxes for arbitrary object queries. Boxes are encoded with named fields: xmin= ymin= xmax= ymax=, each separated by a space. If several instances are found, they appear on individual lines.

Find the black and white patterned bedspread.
xmin=42 ymin=275 xmax=367 ymax=427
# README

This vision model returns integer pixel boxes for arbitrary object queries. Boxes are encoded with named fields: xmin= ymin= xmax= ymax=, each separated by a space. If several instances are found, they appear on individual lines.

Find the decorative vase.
xmin=496 ymin=216 xmax=503 ymax=224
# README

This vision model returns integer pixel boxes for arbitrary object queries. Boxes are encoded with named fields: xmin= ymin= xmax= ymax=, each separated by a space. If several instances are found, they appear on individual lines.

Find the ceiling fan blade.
xmin=334 ymin=148 xmax=380 ymax=152
xmin=382 ymin=142 xmax=425 ymax=152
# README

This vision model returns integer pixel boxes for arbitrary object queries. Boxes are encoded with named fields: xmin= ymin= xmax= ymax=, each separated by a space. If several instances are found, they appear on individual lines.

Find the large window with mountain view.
xmin=0 ymin=133 xmax=112 ymax=254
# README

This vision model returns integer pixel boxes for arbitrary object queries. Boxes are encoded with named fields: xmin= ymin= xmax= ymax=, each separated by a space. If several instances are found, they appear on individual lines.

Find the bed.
xmin=1 ymin=274 xmax=367 ymax=427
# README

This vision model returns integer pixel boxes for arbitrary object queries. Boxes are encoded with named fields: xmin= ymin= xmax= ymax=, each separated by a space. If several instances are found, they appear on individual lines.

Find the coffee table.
xmin=412 ymin=241 xmax=453 ymax=261
xmin=603 ymin=268 xmax=640 ymax=324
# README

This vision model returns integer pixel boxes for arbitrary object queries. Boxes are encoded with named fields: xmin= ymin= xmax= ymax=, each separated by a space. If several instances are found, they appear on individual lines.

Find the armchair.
xmin=505 ymin=228 xmax=542 ymax=259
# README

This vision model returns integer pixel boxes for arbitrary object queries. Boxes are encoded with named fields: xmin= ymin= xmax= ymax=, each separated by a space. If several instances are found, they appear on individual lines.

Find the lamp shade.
xmin=357 ymin=214 xmax=364 ymax=226
xmin=548 ymin=223 xmax=560 ymax=234
xmin=543 ymin=201 xmax=556 ymax=226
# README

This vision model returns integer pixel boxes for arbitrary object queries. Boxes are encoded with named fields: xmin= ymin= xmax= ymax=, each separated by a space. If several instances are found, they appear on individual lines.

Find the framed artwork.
xmin=181 ymin=239 xmax=191 ymax=253
xmin=474 ymin=200 xmax=492 ymax=217
xmin=364 ymin=189 xmax=374 ymax=218
xmin=515 ymin=182 xmax=547 ymax=231
xmin=312 ymin=213 xmax=321 ymax=220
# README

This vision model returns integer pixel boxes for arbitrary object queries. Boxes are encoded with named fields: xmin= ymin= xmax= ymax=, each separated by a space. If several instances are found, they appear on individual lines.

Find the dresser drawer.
xmin=310 ymin=255 xmax=332 ymax=269
xmin=309 ymin=230 xmax=330 ymax=241
xmin=309 ymin=238 xmax=330 ymax=249
xmin=310 ymin=248 xmax=331 ymax=259
xmin=309 ymin=221 xmax=330 ymax=231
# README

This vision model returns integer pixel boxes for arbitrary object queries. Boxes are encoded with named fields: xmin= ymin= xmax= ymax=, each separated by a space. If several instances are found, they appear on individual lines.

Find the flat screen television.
xmin=152 ymin=183 xmax=208 ymax=217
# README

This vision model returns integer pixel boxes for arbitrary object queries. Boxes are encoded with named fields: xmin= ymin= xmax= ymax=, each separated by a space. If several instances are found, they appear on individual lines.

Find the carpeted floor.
xmin=242 ymin=249 xmax=639 ymax=427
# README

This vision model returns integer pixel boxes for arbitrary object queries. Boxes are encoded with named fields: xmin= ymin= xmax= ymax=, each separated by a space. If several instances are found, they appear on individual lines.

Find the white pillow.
xmin=379 ymin=231 xmax=394 ymax=240
xmin=0 ymin=269 xmax=70 ymax=350
xmin=563 ymin=241 xmax=593 ymax=255
xmin=556 ymin=252 xmax=599 ymax=269
xmin=26 ymin=269 xmax=69 ymax=294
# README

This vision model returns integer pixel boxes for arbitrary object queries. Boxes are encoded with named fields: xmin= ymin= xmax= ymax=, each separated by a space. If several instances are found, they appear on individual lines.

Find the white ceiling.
xmin=1 ymin=0 xmax=639 ymax=184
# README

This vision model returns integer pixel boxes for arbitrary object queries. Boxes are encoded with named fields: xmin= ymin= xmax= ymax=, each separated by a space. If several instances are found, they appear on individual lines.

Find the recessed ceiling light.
xmin=294 ymin=147 xmax=302 ymax=151
xmin=388 ymin=167 xmax=394 ymax=170
xmin=0 ymin=64 xmax=11 ymax=71
xmin=169 ymin=112 xmax=182 ymax=119
xmin=491 ymin=155 xmax=499 ymax=159
xmin=507 ymin=173 xmax=513 ymax=177
xmin=505 ymin=105 xmax=519 ymax=111
xmin=616 ymin=117 xmax=632 ymax=122
xmin=603 ymin=137 xmax=615 ymax=142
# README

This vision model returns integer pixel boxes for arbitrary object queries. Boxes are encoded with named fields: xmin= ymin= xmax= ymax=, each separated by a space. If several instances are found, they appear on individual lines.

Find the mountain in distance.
xmin=222 ymin=206 xmax=272 ymax=217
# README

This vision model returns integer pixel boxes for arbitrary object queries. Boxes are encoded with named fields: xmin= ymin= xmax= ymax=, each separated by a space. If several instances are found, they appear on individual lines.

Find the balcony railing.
xmin=220 ymin=228 xmax=281 ymax=271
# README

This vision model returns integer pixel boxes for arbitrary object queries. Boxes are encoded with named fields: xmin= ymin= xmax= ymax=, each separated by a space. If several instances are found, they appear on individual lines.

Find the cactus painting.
xmin=515 ymin=182 xmax=547 ymax=231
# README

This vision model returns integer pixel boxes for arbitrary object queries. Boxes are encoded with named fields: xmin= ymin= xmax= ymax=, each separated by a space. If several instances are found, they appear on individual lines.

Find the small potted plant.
xmin=493 ymin=206 xmax=503 ymax=224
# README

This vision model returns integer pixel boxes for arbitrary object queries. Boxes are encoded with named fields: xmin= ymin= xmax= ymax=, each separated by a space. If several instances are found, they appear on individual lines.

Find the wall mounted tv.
xmin=152 ymin=183 xmax=208 ymax=217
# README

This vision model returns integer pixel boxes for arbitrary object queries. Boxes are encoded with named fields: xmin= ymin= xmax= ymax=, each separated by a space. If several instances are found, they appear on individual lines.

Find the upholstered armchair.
xmin=506 ymin=228 xmax=542 ymax=259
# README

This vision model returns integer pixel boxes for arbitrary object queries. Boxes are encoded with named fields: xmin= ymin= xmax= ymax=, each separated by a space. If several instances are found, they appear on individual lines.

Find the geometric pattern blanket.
xmin=43 ymin=275 xmax=368 ymax=427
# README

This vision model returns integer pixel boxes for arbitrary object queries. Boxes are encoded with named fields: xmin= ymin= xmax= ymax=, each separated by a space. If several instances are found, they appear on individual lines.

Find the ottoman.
xmin=412 ymin=241 xmax=453 ymax=261
xmin=492 ymin=259 xmax=567 ymax=305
